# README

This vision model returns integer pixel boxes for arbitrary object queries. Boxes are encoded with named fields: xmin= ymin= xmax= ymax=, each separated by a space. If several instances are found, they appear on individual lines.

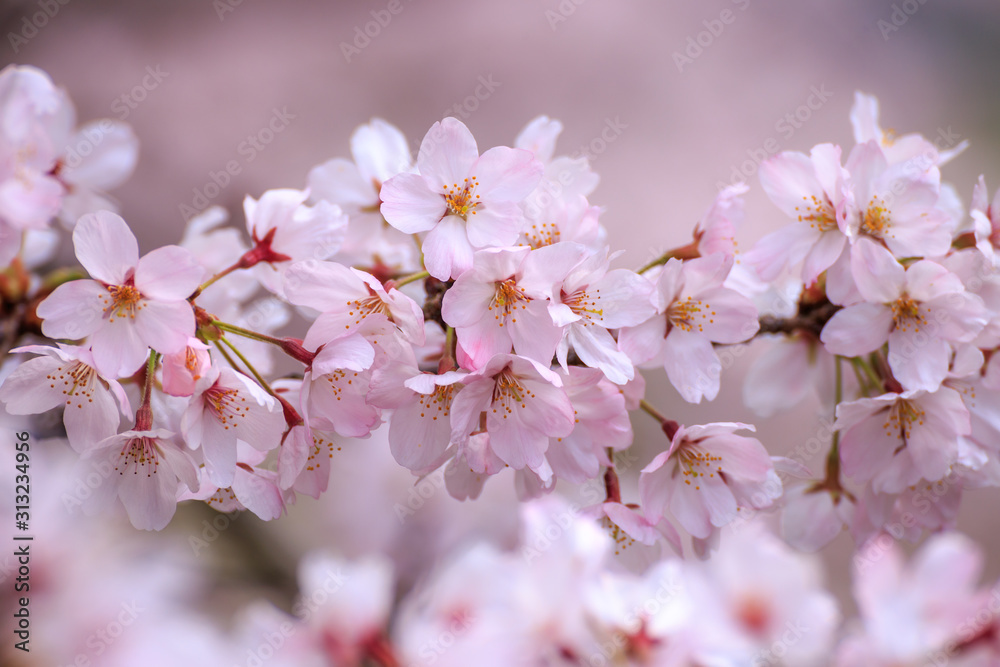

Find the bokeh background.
xmin=4 ymin=0 xmax=1000 ymax=651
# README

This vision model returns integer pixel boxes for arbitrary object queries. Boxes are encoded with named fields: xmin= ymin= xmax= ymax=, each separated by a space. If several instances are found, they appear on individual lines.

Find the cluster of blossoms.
xmin=4 ymin=62 xmax=1000 ymax=665
xmin=6 ymin=447 xmax=999 ymax=667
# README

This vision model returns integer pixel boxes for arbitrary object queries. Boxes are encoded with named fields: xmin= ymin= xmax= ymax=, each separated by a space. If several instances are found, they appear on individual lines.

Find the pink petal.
xmin=62 ymin=121 xmax=138 ymax=191
xmin=820 ymin=303 xmax=892 ymax=357
xmin=89 ymin=319 xmax=150 ymax=378
xmin=73 ymin=211 xmax=138 ymax=284
xmin=379 ymin=172 xmax=446 ymax=233
xmin=850 ymin=237 xmax=904 ymax=304
xmin=887 ymin=331 xmax=949 ymax=392
xmin=36 ymin=279 xmax=107 ymax=339
xmin=135 ymin=245 xmax=205 ymax=300
xmin=663 ymin=328 xmax=720 ymax=403
xmin=422 ymin=215 xmax=474 ymax=280
xmin=132 ymin=299 xmax=195 ymax=355
xmin=465 ymin=200 xmax=524 ymax=248
xmin=469 ymin=146 xmax=542 ymax=202
xmin=416 ymin=117 xmax=479 ymax=187
xmin=351 ymin=117 xmax=411 ymax=184
xmin=618 ymin=316 xmax=667 ymax=365
xmin=759 ymin=150 xmax=826 ymax=220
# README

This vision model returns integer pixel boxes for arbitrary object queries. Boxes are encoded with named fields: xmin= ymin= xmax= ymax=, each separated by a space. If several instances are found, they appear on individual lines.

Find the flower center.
xmin=884 ymin=399 xmax=925 ymax=448
xmin=525 ymin=220 xmax=561 ymax=248
xmin=889 ymin=294 xmax=926 ymax=332
xmin=489 ymin=279 xmax=529 ymax=325
xmin=185 ymin=348 xmax=203 ymax=379
xmin=676 ymin=442 xmax=723 ymax=491
xmin=666 ymin=296 xmax=714 ymax=334
xmin=794 ymin=194 xmax=838 ymax=232
xmin=417 ymin=385 xmax=455 ymax=421
xmin=860 ymin=195 xmax=893 ymax=239
xmin=102 ymin=284 xmax=144 ymax=322
xmin=48 ymin=361 xmax=99 ymax=410
xmin=443 ymin=177 xmax=481 ymax=219
xmin=346 ymin=293 xmax=389 ymax=328
xmin=490 ymin=367 xmax=534 ymax=419
xmin=116 ymin=436 xmax=160 ymax=477
xmin=599 ymin=513 xmax=637 ymax=555
xmin=563 ymin=288 xmax=603 ymax=326
xmin=204 ymin=385 xmax=247 ymax=430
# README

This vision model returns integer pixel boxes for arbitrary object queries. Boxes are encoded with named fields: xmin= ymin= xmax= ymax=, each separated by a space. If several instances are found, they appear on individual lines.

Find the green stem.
xmin=189 ymin=262 xmax=242 ymax=301
xmin=851 ymin=356 xmax=882 ymax=393
xmin=824 ymin=355 xmax=843 ymax=483
xmin=392 ymin=270 xmax=429 ymax=288
xmin=638 ymin=398 xmax=668 ymax=423
xmin=213 ymin=321 xmax=283 ymax=346
xmin=636 ymin=252 xmax=673 ymax=275
xmin=134 ymin=351 xmax=160 ymax=430
xmin=217 ymin=336 xmax=276 ymax=397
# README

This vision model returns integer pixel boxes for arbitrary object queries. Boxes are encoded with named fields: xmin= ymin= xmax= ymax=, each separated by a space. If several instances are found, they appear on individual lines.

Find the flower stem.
xmin=217 ymin=336 xmax=276 ymax=397
xmin=189 ymin=262 xmax=241 ymax=301
xmin=390 ymin=270 xmax=429 ymax=289
xmin=639 ymin=399 xmax=679 ymax=440
xmin=212 ymin=320 xmax=315 ymax=365
xmin=824 ymin=355 xmax=843 ymax=484
xmin=134 ymin=351 xmax=160 ymax=430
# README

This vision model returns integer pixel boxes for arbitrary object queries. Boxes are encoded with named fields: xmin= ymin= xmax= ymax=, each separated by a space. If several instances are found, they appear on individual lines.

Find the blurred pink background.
xmin=5 ymin=0 xmax=1000 ymax=612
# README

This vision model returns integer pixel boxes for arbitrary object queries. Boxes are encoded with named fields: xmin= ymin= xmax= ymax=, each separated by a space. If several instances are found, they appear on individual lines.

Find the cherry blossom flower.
xmin=159 ymin=338 xmax=212 ymax=397
xmin=618 ymin=253 xmax=759 ymax=403
xmin=835 ymin=386 xmax=970 ymax=493
xmin=308 ymin=117 xmax=419 ymax=273
xmin=0 ymin=344 xmax=130 ymax=451
xmin=243 ymin=188 xmax=347 ymax=294
xmin=821 ymin=238 xmax=986 ymax=391
xmin=180 ymin=442 xmax=286 ymax=521
xmin=83 ymin=428 xmax=199 ymax=530
xmin=449 ymin=353 xmax=574 ymax=472
xmin=0 ymin=66 xmax=69 ymax=235
xmin=743 ymin=334 xmax=836 ymax=417
xmin=520 ymin=243 xmax=656 ymax=385
xmin=368 ymin=361 xmax=467 ymax=473
xmin=180 ymin=366 xmax=284 ymax=487
xmin=842 ymin=139 xmax=953 ymax=259
xmin=284 ymin=259 xmax=425 ymax=351
xmin=970 ymin=174 xmax=1000 ymax=265
xmin=543 ymin=366 xmax=632 ymax=484
xmin=442 ymin=245 xmax=570 ymax=369
xmin=744 ymin=143 xmax=849 ymax=285
xmin=639 ymin=422 xmax=781 ymax=544
xmin=835 ymin=532 xmax=987 ymax=666
xmin=380 ymin=117 xmax=542 ymax=280
xmin=850 ymin=90 xmax=967 ymax=168
xmin=780 ymin=482 xmax=855 ymax=552
xmin=295 ymin=552 xmax=396 ymax=665
xmin=36 ymin=211 xmax=204 ymax=378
